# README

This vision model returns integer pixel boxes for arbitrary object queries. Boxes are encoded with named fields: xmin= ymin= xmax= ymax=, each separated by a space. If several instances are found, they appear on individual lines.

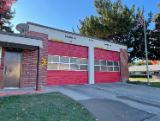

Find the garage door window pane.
xmin=108 ymin=67 xmax=113 ymax=71
xmin=114 ymin=67 xmax=120 ymax=71
xmin=59 ymin=64 xmax=69 ymax=70
xmin=70 ymin=58 xmax=79 ymax=64
xmin=94 ymin=60 xmax=100 ymax=65
xmin=52 ymin=55 xmax=59 ymax=62
xmin=114 ymin=62 xmax=119 ymax=66
xmin=48 ymin=63 xmax=59 ymax=70
xmin=100 ymin=60 xmax=106 ymax=66
xmin=48 ymin=55 xmax=52 ymax=63
xmin=80 ymin=65 xmax=88 ymax=70
xmin=94 ymin=66 xmax=100 ymax=71
xmin=80 ymin=59 xmax=87 ymax=64
xmin=60 ymin=56 xmax=69 ymax=63
xmin=107 ymin=61 xmax=113 ymax=66
xmin=101 ymin=66 xmax=107 ymax=71
xmin=48 ymin=55 xmax=59 ymax=63
xmin=70 ymin=64 xmax=79 ymax=70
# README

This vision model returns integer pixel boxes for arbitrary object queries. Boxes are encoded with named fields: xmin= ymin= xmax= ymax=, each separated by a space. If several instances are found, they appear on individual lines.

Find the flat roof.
xmin=0 ymin=31 xmax=43 ymax=48
xmin=0 ymin=31 xmax=42 ymax=41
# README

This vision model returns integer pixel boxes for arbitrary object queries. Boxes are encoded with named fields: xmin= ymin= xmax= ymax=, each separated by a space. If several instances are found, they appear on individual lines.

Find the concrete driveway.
xmin=47 ymin=83 xmax=160 ymax=121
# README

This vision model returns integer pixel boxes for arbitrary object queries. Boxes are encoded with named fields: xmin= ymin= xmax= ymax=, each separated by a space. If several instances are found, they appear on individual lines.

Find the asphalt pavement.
xmin=54 ymin=83 xmax=160 ymax=121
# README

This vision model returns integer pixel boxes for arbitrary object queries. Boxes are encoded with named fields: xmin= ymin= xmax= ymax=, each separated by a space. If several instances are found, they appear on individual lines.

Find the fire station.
xmin=0 ymin=22 xmax=128 ymax=90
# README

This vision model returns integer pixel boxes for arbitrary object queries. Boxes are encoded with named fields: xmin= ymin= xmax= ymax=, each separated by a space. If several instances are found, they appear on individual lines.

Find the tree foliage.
xmin=0 ymin=0 xmax=16 ymax=32
xmin=154 ymin=11 xmax=160 ymax=30
xmin=79 ymin=0 xmax=159 ymax=62
xmin=149 ymin=5 xmax=160 ymax=61
xmin=80 ymin=0 xmax=136 ymax=42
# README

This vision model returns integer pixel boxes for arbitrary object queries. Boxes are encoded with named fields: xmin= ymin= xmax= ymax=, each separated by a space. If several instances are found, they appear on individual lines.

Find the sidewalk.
xmin=0 ymin=86 xmax=59 ymax=97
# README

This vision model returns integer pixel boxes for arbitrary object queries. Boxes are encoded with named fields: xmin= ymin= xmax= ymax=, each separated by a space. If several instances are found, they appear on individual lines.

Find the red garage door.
xmin=94 ymin=48 xmax=120 ymax=83
xmin=47 ymin=41 xmax=88 ymax=85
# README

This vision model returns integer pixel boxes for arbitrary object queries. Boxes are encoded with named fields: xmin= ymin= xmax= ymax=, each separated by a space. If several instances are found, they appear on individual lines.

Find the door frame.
xmin=3 ymin=50 xmax=22 ymax=88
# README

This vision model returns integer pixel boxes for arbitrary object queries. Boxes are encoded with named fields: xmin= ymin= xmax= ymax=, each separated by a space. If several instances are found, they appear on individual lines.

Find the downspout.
xmin=36 ymin=47 xmax=40 ymax=90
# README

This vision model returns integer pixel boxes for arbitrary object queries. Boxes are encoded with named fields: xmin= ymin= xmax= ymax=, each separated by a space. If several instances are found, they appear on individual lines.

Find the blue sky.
xmin=12 ymin=0 xmax=160 ymax=33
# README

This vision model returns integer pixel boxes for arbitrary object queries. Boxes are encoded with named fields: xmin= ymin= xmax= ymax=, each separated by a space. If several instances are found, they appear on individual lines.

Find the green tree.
xmin=0 ymin=0 xmax=16 ymax=32
xmin=154 ymin=4 xmax=160 ymax=30
xmin=128 ymin=12 xmax=156 ymax=62
xmin=149 ymin=3 xmax=160 ymax=60
xmin=154 ymin=14 xmax=160 ymax=30
xmin=79 ymin=0 xmax=156 ymax=62
xmin=80 ymin=0 xmax=136 ymax=43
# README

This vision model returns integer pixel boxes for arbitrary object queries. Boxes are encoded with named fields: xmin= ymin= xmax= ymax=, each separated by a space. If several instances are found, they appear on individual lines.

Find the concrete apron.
xmin=0 ymin=86 xmax=59 ymax=97
xmin=56 ymin=85 xmax=160 ymax=121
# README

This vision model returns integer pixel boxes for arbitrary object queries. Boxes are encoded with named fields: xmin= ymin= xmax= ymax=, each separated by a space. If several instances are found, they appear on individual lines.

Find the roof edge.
xmin=27 ymin=22 xmax=127 ymax=47
xmin=0 ymin=30 xmax=42 ymax=41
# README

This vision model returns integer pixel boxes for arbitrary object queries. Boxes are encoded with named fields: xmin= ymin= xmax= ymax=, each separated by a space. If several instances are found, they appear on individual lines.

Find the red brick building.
xmin=0 ymin=22 xmax=128 ymax=90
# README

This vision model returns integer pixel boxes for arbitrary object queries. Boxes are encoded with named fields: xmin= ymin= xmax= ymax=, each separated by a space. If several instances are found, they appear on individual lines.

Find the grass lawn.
xmin=0 ymin=92 xmax=96 ymax=121
xmin=128 ymin=78 xmax=160 ymax=88
xmin=129 ymin=78 xmax=160 ymax=82
xmin=150 ymin=82 xmax=160 ymax=88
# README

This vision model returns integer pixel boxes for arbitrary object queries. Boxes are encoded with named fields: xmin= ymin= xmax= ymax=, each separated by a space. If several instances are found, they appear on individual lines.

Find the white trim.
xmin=47 ymin=55 xmax=88 ymax=71
xmin=28 ymin=23 xmax=127 ymax=52
xmin=88 ymin=46 xmax=95 ymax=84
xmin=0 ymin=33 xmax=43 ymax=48
xmin=94 ymin=59 xmax=120 ymax=72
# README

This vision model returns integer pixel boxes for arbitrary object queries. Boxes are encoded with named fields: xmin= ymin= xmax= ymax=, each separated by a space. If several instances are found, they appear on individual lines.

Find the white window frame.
xmin=94 ymin=59 xmax=120 ymax=72
xmin=48 ymin=55 xmax=60 ymax=70
xmin=79 ymin=58 xmax=88 ymax=71
xmin=94 ymin=60 xmax=101 ymax=72
xmin=59 ymin=56 xmax=70 ymax=70
xmin=48 ymin=55 xmax=88 ymax=71
xmin=100 ymin=60 xmax=107 ymax=72
xmin=113 ymin=61 xmax=120 ymax=72
xmin=107 ymin=61 xmax=114 ymax=72
xmin=70 ymin=57 xmax=79 ymax=71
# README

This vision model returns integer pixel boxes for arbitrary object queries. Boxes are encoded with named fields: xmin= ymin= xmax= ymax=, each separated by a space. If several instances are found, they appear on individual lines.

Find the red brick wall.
xmin=20 ymin=50 xmax=38 ymax=87
xmin=22 ymin=31 xmax=48 ymax=89
xmin=0 ymin=32 xmax=48 ymax=89
xmin=120 ymin=49 xmax=129 ymax=82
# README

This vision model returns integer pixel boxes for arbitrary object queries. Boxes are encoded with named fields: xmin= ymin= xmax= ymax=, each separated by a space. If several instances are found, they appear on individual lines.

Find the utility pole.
xmin=143 ymin=16 xmax=150 ymax=85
